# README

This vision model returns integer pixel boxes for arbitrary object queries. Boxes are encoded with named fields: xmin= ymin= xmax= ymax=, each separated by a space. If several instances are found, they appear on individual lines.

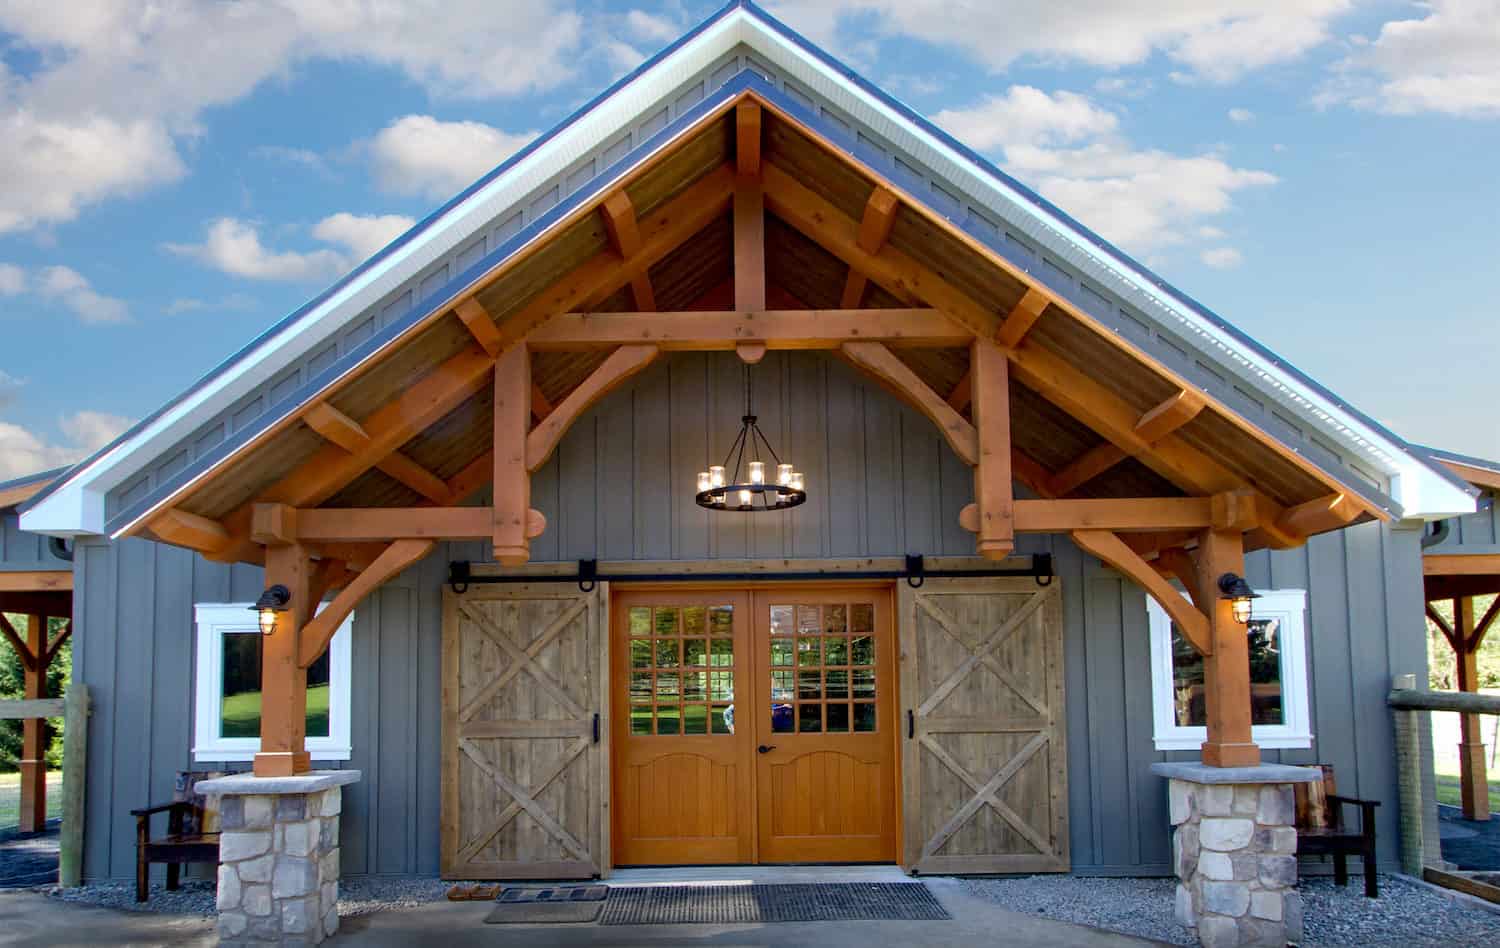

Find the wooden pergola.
xmin=1424 ymin=457 xmax=1500 ymax=821
xmin=1 ymin=475 xmax=72 ymax=833
xmin=115 ymin=94 xmax=1387 ymax=778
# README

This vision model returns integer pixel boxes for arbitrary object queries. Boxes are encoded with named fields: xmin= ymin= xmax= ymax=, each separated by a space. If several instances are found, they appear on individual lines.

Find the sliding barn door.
xmin=899 ymin=577 xmax=1068 ymax=874
xmin=441 ymin=582 xmax=608 ymax=879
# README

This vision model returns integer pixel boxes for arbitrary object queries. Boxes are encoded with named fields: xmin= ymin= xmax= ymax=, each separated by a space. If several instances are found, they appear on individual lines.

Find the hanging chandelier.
xmin=696 ymin=364 xmax=806 ymax=512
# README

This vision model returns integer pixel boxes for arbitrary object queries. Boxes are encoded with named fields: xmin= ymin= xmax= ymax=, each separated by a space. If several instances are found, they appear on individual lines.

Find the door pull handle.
xmin=907 ymin=709 xmax=914 ymax=739
xmin=593 ymin=713 xmax=600 ymax=744
xmin=757 ymin=744 xmax=777 ymax=754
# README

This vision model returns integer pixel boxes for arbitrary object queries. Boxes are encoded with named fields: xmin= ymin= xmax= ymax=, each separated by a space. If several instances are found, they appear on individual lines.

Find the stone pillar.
xmin=196 ymin=771 xmax=360 ymax=946
xmin=1152 ymin=762 xmax=1321 ymax=948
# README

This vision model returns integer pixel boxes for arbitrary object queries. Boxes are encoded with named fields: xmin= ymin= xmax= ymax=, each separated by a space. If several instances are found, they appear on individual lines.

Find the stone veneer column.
xmin=195 ymin=771 xmax=360 ymax=946
xmin=1151 ymin=762 xmax=1321 ymax=948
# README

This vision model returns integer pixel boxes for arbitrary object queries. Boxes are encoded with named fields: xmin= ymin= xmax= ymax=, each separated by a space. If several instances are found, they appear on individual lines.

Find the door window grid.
xmin=769 ymin=602 xmax=876 ymax=734
xmin=628 ymin=604 xmax=735 ymax=736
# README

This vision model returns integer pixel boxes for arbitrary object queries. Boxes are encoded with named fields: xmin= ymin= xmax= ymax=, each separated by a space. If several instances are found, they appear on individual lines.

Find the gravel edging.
xmin=960 ymin=873 xmax=1500 ymax=947
xmin=41 ymin=876 xmax=454 ymax=919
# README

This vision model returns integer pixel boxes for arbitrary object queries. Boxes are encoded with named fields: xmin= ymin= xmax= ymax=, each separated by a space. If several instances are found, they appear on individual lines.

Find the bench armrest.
xmin=130 ymin=801 xmax=193 ymax=818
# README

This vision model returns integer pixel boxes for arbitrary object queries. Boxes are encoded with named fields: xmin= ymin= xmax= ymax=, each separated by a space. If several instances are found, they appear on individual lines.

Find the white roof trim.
xmin=24 ymin=5 xmax=1472 ymax=535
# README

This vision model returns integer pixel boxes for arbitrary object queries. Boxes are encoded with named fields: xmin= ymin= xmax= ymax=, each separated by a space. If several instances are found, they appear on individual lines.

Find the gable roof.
xmin=0 ymin=467 xmax=65 ymax=511
xmin=21 ymin=0 xmax=1474 ymax=538
xmin=1420 ymin=445 xmax=1500 ymax=493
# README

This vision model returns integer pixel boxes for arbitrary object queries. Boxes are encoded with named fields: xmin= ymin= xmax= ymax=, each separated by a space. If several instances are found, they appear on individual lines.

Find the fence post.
xmin=59 ymin=684 xmax=89 ymax=887
xmin=1390 ymin=674 xmax=1425 ymax=876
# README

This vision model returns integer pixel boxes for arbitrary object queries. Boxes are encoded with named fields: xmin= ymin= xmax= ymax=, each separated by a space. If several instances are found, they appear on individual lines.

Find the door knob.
xmin=757 ymin=744 xmax=776 ymax=754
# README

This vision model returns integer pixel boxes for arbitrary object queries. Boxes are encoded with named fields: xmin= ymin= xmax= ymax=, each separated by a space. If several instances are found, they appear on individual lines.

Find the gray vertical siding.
xmin=1425 ymin=486 xmax=1498 ymax=552
xmin=69 ymin=352 xmax=1426 ymax=880
xmin=0 ymin=509 xmax=72 ymax=570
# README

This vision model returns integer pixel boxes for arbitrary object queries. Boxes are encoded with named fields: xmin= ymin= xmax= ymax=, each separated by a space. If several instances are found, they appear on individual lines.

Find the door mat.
xmin=483 ymin=901 xmax=602 ymax=924
xmin=499 ymin=885 xmax=610 ymax=903
xmin=598 ymin=882 xmax=950 ymax=925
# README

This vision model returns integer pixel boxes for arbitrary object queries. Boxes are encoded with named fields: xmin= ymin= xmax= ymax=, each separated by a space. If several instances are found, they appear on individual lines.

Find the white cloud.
xmin=0 ymin=262 xmax=24 ymax=295
xmin=0 ymin=369 xmax=21 ymax=411
xmin=624 ymin=10 xmax=681 ymax=43
xmin=369 ymin=115 xmax=536 ymax=201
xmin=934 ymin=87 xmax=1276 ymax=252
xmin=167 ymin=218 xmax=347 ymax=283
xmin=311 ymin=212 xmax=416 ymax=264
xmin=1200 ymin=247 xmax=1244 ymax=268
xmin=0 ymin=1 xmax=587 ymax=233
xmin=34 ymin=265 xmax=129 ymax=324
xmin=165 ymin=293 xmax=258 ymax=316
xmin=766 ymin=1 xmax=1351 ymax=82
xmin=0 ymin=410 xmax=132 ymax=480
xmin=1321 ymin=1 xmax=1500 ymax=117
xmin=1227 ymin=107 xmax=1255 ymax=122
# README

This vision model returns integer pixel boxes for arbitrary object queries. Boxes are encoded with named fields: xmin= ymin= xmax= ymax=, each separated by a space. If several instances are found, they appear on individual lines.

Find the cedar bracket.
xmin=1071 ymin=529 xmax=1212 ymax=655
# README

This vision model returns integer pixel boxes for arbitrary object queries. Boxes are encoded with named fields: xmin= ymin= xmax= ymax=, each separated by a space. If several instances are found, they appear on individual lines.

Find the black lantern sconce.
xmin=251 ymin=584 xmax=292 ymax=636
xmin=1216 ymin=573 xmax=1259 ymax=624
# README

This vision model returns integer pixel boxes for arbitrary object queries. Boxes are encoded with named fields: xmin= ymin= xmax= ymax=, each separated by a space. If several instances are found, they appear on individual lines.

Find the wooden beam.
xmin=1194 ymin=528 xmax=1259 ymax=768
xmin=1047 ymin=443 xmax=1127 ymax=498
xmin=840 ymin=187 xmax=900 ymax=309
xmin=0 ymin=613 xmax=36 ymax=671
xmin=527 ymin=345 xmax=659 ymax=471
xmin=1071 ymin=529 xmax=1211 ymax=655
xmin=494 ymin=343 xmax=532 ymax=565
xmin=840 ymin=341 xmax=978 ymax=465
xmin=1010 ymin=449 xmax=1057 ymax=499
xmin=1425 ymin=554 xmax=1500 ymax=576
xmin=1275 ymin=492 xmax=1362 ymax=538
xmin=455 ymin=298 xmax=504 ymax=358
xmin=0 ymin=571 xmax=72 ymax=593
xmin=307 ymin=559 xmax=347 ymax=610
xmin=734 ymin=168 xmax=766 ymax=333
xmin=304 ymin=401 xmax=451 ymax=504
xmin=946 ymin=371 xmax=972 ymax=413
xmin=601 ymin=191 xmax=656 ymax=311
xmin=254 ymin=542 xmax=313 ymax=777
xmin=960 ymin=497 xmax=1217 ymax=534
xmin=251 ymin=503 xmax=298 ymax=546
xmin=298 ymin=540 xmax=435 ymax=668
xmin=0 ymin=592 xmax=70 ymax=619
xmin=149 ymin=508 xmax=231 ymax=555
xmin=1455 ymin=596 xmax=1491 ymax=820
xmin=736 ymin=100 xmax=761 ymax=177
xmin=1135 ymin=389 xmax=1206 ymax=443
xmin=1047 ymin=389 xmax=1204 ymax=496
xmin=995 ymin=288 xmax=1049 ymax=349
xmin=528 ymin=308 xmax=970 ymax=350
xmin=971 ymin=338 xmax=1014 ymax=559
xmin=271 ymin=506 xmax=543 ymax=543
xmin=530 ymin=384 xmax=554 ymax=422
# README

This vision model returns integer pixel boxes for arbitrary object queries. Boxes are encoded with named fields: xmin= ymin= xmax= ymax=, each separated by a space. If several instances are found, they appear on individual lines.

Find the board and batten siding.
xmin=1425 ymin=486 xmax=1499 ymax=554
xmin=70 ymin=352 xmax=1427 ymax=880
xmin=0 ymin=509 xmax=72 ymax=571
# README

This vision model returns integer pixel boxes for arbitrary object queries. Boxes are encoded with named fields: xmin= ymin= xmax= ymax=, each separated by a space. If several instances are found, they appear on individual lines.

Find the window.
xmin=1147 ymin=589 xmax=1312 ymax=751
xmin=193 ymin=603 xmax=352 ymax=762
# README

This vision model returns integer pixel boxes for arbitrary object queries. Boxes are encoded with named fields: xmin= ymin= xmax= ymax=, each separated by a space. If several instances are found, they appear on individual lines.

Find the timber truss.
xmin=124 ymin=95 xmax=1382 ymax=775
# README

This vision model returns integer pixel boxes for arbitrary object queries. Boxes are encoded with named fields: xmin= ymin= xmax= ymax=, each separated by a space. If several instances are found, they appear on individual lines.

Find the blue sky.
xmin=1 ymin=1 xmax=1497 ymax=481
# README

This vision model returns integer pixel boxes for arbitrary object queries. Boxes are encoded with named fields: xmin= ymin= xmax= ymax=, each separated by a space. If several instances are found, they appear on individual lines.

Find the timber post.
xmin=18 ymin=613 xmax=47 ymax=832
xmin=59 ymin=684 xmax=89 ymax=887
xmin=1453 ymin=597 xmax=1492 ymax=821
xmin=1195 ymin=528 xmax=1260 ymax=768
xmin=253 ymin=542 xmax=314 ymax=778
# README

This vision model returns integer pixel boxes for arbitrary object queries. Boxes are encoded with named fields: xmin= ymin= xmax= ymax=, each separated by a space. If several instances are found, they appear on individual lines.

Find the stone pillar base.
xmin=196 ymin=770 xmax=360 ymax=945
xmin=1152 ymin=763 xmax=1321 ymax=948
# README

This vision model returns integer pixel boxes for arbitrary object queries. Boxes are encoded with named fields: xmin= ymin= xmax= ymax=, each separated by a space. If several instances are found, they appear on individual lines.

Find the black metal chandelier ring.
xmin=696 ymin=365 xmax=806 ymax=513
xmin=696 ymin=483 xmax=807 ymax=511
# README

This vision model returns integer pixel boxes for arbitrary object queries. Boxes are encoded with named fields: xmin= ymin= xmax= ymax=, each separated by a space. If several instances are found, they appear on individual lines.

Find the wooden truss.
xmin=127 ymin=89 xmax=1383 ymax=775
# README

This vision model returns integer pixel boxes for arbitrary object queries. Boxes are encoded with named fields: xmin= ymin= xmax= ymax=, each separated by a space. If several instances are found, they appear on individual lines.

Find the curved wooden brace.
xmin=299 ymin=539 xmax=435 ymax=668
xmin=1071 ymin=529 xmax=1212 ymax=655
xmin=526 ymin=345 xmax=659 ymax=472
xmin=840 ymin=341 xmax=978 ymax=465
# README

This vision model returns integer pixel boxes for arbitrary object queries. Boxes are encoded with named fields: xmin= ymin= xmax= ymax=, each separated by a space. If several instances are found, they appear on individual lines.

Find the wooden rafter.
xmin=150 ymin=508 xmax=231 ymax=555
xmin=1071 ymin=529 xmax=1211 ymax=654
xmin=840 ymin=186 xmax=899 ymax=309
xmin=455 ymin=298 xmax=504 ymax=358
xmin=601 ymin=191 xmax=656 ymax=311
xmin=946 ymin=371 xmax=972 ymax=413
xmin=840 ymin=341 xmax=978 ymax=465
xmin=736 ymin=100 xmax=761 ymax=177
xmin=304 ymin=402 xmax=450 ymax=503
xmin=527 ymin=345 xmax=659 ymax=472
xmin=1010 ymin=449 xmax=1057 ymax=499
xmin=995 ymin=289 xmax=1049 ymax=349
xmin=298 ymin=539 xmax=435 ymax=668
xmin=530 ymin=384 xmax=554 ymax=422
xmin=1048 ymin=389 xmax=1205 ymax=496
xmin=528 ymin=308 xmax=969 ymax=349
xmin=1274 ymin=492 xmax=1361 ymax=538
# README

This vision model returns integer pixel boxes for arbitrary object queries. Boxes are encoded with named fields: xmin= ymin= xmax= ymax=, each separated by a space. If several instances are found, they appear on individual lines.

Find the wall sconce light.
xmin=1216 ymin=573 xmax=1259 ymax=624
xmin=251 ymin=584 xmax=292 ymax=636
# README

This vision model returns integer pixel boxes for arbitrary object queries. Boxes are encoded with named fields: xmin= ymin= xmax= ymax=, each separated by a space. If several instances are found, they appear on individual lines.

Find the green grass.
xmin=0 ymin=771 xmax=64 ymax=831
xmin=220 ymin=683 xmax=330 ymax=739
xmin=1434 ymin=763 xmax=1500 ymax=811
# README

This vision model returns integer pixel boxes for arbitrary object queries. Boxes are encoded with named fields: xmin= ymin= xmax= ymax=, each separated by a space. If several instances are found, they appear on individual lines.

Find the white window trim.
xmin=192 ymin=603 xmax=353 ymax=762
xmin=1147 ymin=588 xmax=1313 ymax=751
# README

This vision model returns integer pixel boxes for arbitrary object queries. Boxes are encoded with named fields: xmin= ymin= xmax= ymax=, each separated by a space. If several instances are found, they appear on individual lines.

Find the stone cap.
xmin=1150 ymin=762 xmax=1321 ymax=785
xmin=194 ymin=769 xmax=361 ymax=796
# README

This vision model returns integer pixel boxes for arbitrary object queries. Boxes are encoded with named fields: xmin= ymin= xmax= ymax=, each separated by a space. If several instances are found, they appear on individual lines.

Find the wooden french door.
xmin=611 ymin=586 xmax=897 ymax=865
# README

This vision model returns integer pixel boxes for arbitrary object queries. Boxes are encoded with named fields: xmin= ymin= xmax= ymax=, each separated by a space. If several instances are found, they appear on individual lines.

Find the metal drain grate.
xmin=599 ymin=882 xmax=950 ymax=925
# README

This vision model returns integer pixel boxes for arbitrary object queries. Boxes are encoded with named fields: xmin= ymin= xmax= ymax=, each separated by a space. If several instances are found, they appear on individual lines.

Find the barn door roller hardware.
xmin=446 ymin=554 xmax=1053 ymax=594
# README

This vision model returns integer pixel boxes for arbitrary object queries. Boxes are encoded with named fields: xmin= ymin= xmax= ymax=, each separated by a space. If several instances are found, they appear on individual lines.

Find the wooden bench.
xmin=132 ymin=771 xmax=223 ymax=902
xmin=1294 ymin=764 xmax=1380 ymax=898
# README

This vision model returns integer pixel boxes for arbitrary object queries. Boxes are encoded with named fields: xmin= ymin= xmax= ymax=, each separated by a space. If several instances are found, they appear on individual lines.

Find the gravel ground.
xmin=961 ymin=873 xmax=1500 ymax=947
xmin=42 ymin=875 xmax=453 ymax=919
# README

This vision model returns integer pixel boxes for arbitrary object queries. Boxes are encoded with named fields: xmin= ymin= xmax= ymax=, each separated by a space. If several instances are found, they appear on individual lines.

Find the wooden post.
xmin=19 ymin=613 xmax=47 ymax=833
xmin=59 ymin=684 xmax=89 ymax=887
xmin=494 ymin=344 xmax=533 ymax=565
xmin=1195 ymin=529 xmax=1260 ymax=767
xmin=253 ymin=544 xmax=313 ymax=777
xmin=1455 ymin=596 xmax=1491 ymax=821
xmin=970 ymin=338 xmax=1014 ymax=559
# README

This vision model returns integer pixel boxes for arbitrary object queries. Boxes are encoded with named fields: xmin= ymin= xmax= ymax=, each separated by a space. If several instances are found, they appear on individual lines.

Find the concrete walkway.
xmin=0 ymin=876 xmax=1163 ymax=947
